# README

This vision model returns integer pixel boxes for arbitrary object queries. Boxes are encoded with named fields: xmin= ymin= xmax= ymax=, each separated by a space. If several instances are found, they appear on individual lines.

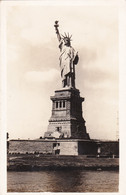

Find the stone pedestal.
xmin=44 ymin=87 xmax=90 ymax=139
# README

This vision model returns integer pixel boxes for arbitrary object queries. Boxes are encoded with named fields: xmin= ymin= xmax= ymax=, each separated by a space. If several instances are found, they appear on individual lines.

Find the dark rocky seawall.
xmin=7 ymin=154 xmax=119 ymax=171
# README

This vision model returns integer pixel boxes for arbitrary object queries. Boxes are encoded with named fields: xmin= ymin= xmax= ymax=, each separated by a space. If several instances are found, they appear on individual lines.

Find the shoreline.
xmin=7 ymin=154 xmax=119 ymax=171
xmin=8 ymin=165 xmax=119 ymax=172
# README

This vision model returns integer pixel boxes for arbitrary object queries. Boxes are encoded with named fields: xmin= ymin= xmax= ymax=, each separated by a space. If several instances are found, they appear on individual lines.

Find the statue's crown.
xmin=61 ymin=32 xmax=72 ymax=41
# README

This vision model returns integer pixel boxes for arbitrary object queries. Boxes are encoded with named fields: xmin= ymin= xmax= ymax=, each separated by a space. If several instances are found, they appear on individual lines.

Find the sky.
xmin=6 ymin=2 xmax=119 ymax=140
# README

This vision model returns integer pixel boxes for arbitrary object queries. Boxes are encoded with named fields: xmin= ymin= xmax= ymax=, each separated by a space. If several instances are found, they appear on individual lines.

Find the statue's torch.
xmin=54 ymin=21 xmax=59 ymax=34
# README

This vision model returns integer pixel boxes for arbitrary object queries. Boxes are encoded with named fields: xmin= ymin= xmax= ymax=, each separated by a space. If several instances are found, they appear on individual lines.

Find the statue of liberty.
xmin=54 ymin=21 xmax=79 ymax=88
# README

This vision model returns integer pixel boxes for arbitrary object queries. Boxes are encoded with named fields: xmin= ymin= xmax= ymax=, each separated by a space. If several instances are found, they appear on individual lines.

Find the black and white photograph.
xmin=1 ymin=0 xmax=126 ymax=194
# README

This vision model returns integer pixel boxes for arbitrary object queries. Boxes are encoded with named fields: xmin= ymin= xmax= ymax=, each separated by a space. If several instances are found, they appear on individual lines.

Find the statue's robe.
xmin=59 ymin=40 xmax=76 ymax=80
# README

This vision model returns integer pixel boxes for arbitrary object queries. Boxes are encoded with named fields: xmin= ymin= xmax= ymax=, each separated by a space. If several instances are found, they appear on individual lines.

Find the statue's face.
xmin=64 ymin=38 xmax=70 ymax=46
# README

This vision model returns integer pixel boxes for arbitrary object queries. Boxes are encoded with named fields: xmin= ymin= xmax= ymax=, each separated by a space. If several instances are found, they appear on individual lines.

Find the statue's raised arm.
xmin=54 ymin=21 xmax=61 ymax=42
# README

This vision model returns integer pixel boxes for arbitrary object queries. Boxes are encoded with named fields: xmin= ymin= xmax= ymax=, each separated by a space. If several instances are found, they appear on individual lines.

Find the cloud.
xmin=25 ymin=69 xmax=59 ymax=83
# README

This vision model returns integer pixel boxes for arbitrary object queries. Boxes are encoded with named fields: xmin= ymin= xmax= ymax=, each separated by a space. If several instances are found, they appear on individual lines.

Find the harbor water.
xmin=7 ymin=170 xmax=119 ymax=192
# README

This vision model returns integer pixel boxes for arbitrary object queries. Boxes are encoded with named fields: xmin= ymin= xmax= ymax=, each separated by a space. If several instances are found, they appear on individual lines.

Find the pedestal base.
xmin=44 ymin=88 xmax=90 ymax=139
